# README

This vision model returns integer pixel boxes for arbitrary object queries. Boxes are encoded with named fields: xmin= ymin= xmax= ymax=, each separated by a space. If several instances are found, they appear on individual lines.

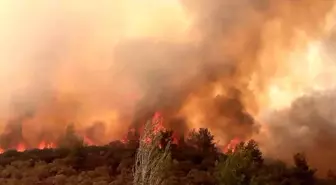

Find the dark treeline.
xmin=0 ymin=127 xmax=335 ymax=185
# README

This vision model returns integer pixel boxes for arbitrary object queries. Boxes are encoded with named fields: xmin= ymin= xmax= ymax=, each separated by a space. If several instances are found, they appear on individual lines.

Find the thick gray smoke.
xmin=260 ymin=90 xmax=336 ymax=175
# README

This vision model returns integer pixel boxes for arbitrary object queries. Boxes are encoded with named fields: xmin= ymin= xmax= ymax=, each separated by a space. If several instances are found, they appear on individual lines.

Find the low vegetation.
xmin=0 ymin=123 xmax=334 ymax=185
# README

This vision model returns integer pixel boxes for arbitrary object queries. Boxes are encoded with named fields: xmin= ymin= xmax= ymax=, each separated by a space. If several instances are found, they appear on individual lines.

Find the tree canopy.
xmin=0 ymin=127 xmax=333 ymax=185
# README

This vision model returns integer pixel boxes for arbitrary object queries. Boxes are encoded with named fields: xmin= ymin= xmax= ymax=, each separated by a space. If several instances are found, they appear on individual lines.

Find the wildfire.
xmin=223 ymin=138 xmax=241 ymax=153
xmin=38 ymin=141 xmax=55 ymax=150
xmin=0 ymin=0 xmax=334 ymax=167
xmin=152 ymin=111 xmax=165 ymax=134
xmin=16 ymin=143 xmax=25 ymax=152
xmin=0 ymin=135 xmax=95 ymax=154
xmin=83 ymin=136 xmax=94 ymax=146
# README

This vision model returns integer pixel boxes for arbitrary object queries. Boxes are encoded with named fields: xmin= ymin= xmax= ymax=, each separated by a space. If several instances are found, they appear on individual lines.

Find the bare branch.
xmin=133 ymin=118 xmax=171 ymax=185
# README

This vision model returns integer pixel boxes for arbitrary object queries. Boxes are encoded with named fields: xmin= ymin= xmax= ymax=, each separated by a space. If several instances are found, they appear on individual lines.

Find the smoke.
xmin=0 ymin=0 xmax=191 ymax=145
xmin=258 ymin=90 xmax=336 ymax=175
xmin=0 ymin=0 xmax=336 ymax=173
xmin=176 ymin=0 xmax=336 ymax=142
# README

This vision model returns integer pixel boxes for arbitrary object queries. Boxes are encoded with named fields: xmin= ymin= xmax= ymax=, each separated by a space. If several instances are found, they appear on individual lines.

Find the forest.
xmin=0 ymin=120 xmax=335 ymax=185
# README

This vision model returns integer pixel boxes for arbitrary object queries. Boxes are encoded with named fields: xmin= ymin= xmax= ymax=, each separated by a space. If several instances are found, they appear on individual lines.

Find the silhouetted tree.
xmin=160 ymin=130 xmax=174 ymax=149
xmin=125 ymin=129 xmax=140 ymax=149
xmin=186 ymin=128 xmax=216 ymax=153
xmin=58 ymin=123 xmax=84 ymax=148
xmin=291 ymin=153 xmax=316 ymax=185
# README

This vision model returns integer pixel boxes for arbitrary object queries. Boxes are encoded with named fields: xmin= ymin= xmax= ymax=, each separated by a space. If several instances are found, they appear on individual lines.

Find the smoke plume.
xmin=0 ymin=0 xmax=336 ymax=174
xmin=258 ymin=90 xmax=336 ymax=175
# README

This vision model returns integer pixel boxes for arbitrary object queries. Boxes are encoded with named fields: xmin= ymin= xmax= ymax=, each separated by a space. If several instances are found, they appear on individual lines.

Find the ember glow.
xmin=0 ymin=0 xmax=336 ymax=173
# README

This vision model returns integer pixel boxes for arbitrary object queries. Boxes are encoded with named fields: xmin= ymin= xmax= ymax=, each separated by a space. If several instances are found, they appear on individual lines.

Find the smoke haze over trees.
xmin=0 ymin=0 xmax=335 ymax=178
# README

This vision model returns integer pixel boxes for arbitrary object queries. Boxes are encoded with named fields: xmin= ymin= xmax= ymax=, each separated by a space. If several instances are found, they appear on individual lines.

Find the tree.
xmin=215 ymin=140 xmax=264 ymax=185
xmin=241 ymin=140 xmax=263 ymax=165
xmin=291 ymin=153 xmax=316 ymax=185
xmin=58 ymin=123 xmax=84 ymax=149
xmin=125 ymin=129 xmax=140 ymax=149
xmin=186 ymin=128 xmax=216 ymax=153
xmin=159 ymin=130 xmax=174 ymax=149
xmin=133 ymin=119 xmax=171 ymax=185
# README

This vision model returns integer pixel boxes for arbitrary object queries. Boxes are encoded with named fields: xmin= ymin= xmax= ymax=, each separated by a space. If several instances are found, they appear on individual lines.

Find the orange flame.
xmin=38 ymin=141 xmax=55 ymax=150
xmin=224 ymin=138 xmax=241 ymax=153
xmin=83 ymin=136 xmax=94 ymax=146
xmin=0 ymin=111 xmax=240 ymax=154
xmin=16 ymin=143 xmax=26 ymax=152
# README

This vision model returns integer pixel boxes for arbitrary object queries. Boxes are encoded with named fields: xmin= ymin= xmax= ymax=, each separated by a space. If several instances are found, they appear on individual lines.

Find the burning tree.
xmin=133 ymin=115 xmax=171 ymax=185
